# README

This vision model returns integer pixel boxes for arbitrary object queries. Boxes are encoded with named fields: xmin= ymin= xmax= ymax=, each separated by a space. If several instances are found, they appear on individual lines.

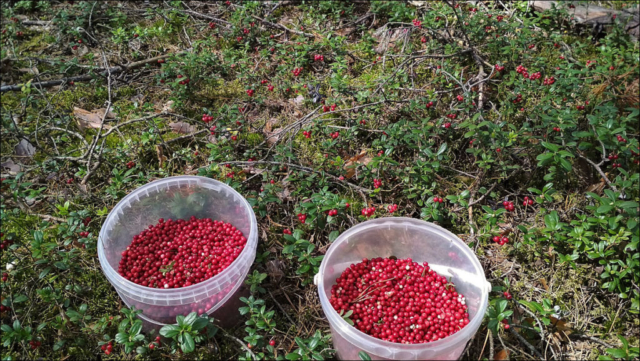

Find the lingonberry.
xmin=117 ymin=217 xmax=246 ymax=288
xmin=361 ymin=207 xmax=375 ymax=217
xmin=502 ymin=201 xmax=515 ymax=212
xmin=283 ymin=229 xmax=292 ymax=235
xmin=149 ymin=343 xmax=155 ymax=349
xmin=373 ymin=179 xmax=382 ymax=189
xmin=269 ymin=339 xmax=276 ymax=347
xmin=503 ymin=291 xmax=512 ymax=300
xmin=329 ymin=257 xmax=470 ymax=344
xmin=388 ymin=204 xmax=398 ymax=213
xmin=297 ymin=213 xmax=307 ymax=223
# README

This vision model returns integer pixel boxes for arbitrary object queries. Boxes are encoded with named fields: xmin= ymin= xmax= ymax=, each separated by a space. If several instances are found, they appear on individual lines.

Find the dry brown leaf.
xmin=343 ymin=150 xmax=372 ymax=179
xmin=292 ymin=95 xmax=305 ymax=107
xmin=550 ymin=316 xmax=572 ymax=332
xmin=263 ymin=118 xmax=282 ymax=146
xmin=168 ymin=122 xmax=196 ymax=134
xmin=539 ymin=278 xmax=550 ymax=291
xmin=1 ymin=159 xmax=21 ymax=174
xmin=586 ymin=179 xmax=606 ymax=195
xmin=72 ymin=45 xmax=89 ymax=57
xmin=93 ymin=108 xmax=117 ymax=119
xmin=277 ymin=176 xmax=293 ymax=201
xmin=18 ymin=67 xmax=39 ymax=75
xmin=15 ymin=139 xmax=36 ymax=158
xmin=155 ymin=145 xmax=167 ymax=168
xmin=494 ymin=349 xmax=510 ymax=361
xmin=158 ymin=100 xmax=175 ymax=113
xmin=266 ymin=259 xmax=285 ymax=283
xmin=336 ymin=27 xmax=355 ymax=36
xmin=73 ymin=107 xmax=112 ymax=131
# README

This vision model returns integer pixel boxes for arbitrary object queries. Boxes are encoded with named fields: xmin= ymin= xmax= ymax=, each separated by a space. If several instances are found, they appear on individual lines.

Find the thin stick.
xmin=251 ymin=15 xmax=314 ymax=37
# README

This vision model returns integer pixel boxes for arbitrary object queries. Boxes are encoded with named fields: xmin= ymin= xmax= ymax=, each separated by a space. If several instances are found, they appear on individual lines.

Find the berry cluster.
xmin=29 ymin=340 xmax=42 ymax=350
xmin=297 ymin=213 xmax=307 ymax=223
xmin=325 ymin=209 xmax=338 ymax=216
xmin=329 ymin=258 xmax=470 ymax=344
xmin=492 ymin=236 xmax=509 ymax=245
xmin=456 ymin=95 xmax=464 ymax=102
xmin=522 ymin=196 xmax=534 ymax=206
xmin=497 ymin=15 xmax=504 ymax=22
xmin=552 ymin=126 xmax=561 ymax=132
xmin=515 ymin=65 xmax=530 ymax=79
xmin=0 ymin=304 xmax=10 ymax=312
xmin=0 ymin=233 xmax=12 ymax=251
xmin=543 ymin=76 xmax=556 ymax=85
xmin=388 ymin=204 xmax=398 ymax=213
xmin=373 ymin=179 xmax=382 ymax=189
xmin=330 ymin=131 xmax=340 ymax=139
xmin=361 ymin=207 xmax=376 ymax=217
xmin=576 ymin=104 xmax=585 ymax=110
xmin=433 ymin=196 xmax=444 ymax=204
xmin=117 ymin=217 xmax=246 ymax=288
xmin=208 ymin=22 xmax=216 ymax=29
xmin=502 ymin=200 xmax=515 ymax=212
xmin=314 ymin=54 xmax=325 ymax=62
xmin=586 ymin=60 xmax=596 ymax=68
xmin=246 ymin=89 xmax=254 ymax=97
xmin=176 ymin=75 xmax=190 ymax=85
xmin=412 ymin=19 xmax=422 ymax=27
xmin=446 ymin=113 xmax=457 ymax=120
xmin=303 ymin=130 xmax=312 ymax=138
xmin=2 ymin=273 xmax=7 ymax=282
xmin=126 ymin=161 xmax=135 ymax=169
xmin=359 ymin=119 xmax=367 ymax=125
xmin=529 ymin=71 xmax=542 ymax=80
xmin=528 ymin=44 xmax=535 ymax=49
xmin=616 ymin=134 xmax=627 ymax=143
xmin=421 ymin=36 xmax=427 ymax=43
xmin=292 ymin=67 xmax=302 ymax=77
xmin=444 ymin=122 xmax=452 ymax=129
xmin=202 ymin=114 xmax=213 ymax=123
xmin=503 ymin=291 xmax=512 ymax=300
xmin=425 ymin=101 xmax=434 ymax=108
xmin=513 ymin=93 xmax=523 ymax=104
xmin=283 ymin=229 xmax=292 ymax=235
xmin=101 ymin=341 xmax=113 ymax=355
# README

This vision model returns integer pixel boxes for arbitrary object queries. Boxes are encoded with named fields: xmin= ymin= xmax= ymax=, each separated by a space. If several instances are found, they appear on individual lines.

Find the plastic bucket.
xmin=315 ymin=218 xmax=490 ymax=360
xmin=98 ymin=176 xmax=258 ymax=325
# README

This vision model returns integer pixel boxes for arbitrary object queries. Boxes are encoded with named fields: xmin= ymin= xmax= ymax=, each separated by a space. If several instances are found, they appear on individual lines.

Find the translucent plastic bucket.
xmin=315 ymin=218 xmax=490 ymax=360
xmin=98 ymin=176 xmax=258 ymax=325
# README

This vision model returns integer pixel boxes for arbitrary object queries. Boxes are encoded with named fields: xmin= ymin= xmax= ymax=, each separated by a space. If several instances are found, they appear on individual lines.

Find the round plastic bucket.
xmin=98 ymin=176 xmax=258 ymax=325
xmin=315 ymin=218 xmax=490 ymax=360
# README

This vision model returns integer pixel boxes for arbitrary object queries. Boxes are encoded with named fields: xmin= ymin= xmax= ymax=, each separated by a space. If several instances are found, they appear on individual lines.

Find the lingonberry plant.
xmin=1 ymin=0 xmax=638 ymax=359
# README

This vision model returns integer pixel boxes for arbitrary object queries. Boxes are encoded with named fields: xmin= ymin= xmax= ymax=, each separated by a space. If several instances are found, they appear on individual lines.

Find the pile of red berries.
xmin=303 ymin=130 xmax=312 ymax=138
xmin=292 ymin=67 xmax=302 ymax=77
xmin=492 ymin=236 xmax=509 ymax=245
xmin=101 ymin=341 xmax=113 ymax=355
xmin=29 ymin=340 xmax=41 ymax=350
xmin=117 ymin=217 xmax=246 ymax=289
xmin=361 ymin=207 xmax=376 ymax=217
xmin=388 ymin=204 xmax=398 ymax=213
xmin=513 ymin=93 xmax=523 ymax=104
xmin=373 ymin=179 xmax=382 ymax=189
xmin=426 ymin=101 xmax=434 ymax=108
xmin=202 ymin=114 xmax=213 ymax=123
xmin=522 ymin=196 xmax=534 ymax=206
xmin=297 ymin=213 xmax=307 ymax=224
xmin=314 ymin=54 xmax=325 ymax=62
xmin=126 ymin=161 xmax=135 ymax=169
xmin=543 ymin=76 xmax=556 ymax=85
xmin=330 ymin=131 xmax=340 ymax=139
xmin=529 ymin=71 xmax=541 ymax=80
xmin=503 ymin=201 xmax=515 ymax=212
xmin=433 ymin=196 xmax=444 ymax=204
xmin=515 ymin=65 xmax=529 ymax=79
xmin=329 ymin=257 xmax=470 ymax=344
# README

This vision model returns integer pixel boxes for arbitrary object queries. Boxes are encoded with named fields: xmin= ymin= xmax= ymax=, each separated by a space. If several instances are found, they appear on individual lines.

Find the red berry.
xmin=269 ymin=339 xmax=276 ymax=347
xmin=149 ymin=343 xmax=155 ymax=349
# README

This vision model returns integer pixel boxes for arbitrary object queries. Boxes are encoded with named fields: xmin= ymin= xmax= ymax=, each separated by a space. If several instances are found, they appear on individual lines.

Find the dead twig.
xmin=251 ymin=15 xmax=314 ymax=37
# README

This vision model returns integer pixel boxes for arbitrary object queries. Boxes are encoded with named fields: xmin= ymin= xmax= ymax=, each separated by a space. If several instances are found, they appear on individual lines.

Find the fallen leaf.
xmin=277 ymin=175 xmax=293 ymax=201
xmin=494 ymin=349 xmax=510 ymax=361
xmin=18 ymin=67 xmax=39 ymax=75
xmin=263 ymin=118 xmax=282 ymax=146
xmin=292 ymin=95 xmax=305 ymax=107
xmin=266 ymin=259 xmax=285 ymax=283
xmin=155 ymin=145 xmax=167 ymax=168
xmin=586 ymin=179 xmax=605 ymax=195
xmin=15 ymin=139 xmax=36 ymax=158
xmin=550 ymin=316 xmax=572 ymax=332
xmin=73 ymin=107 xmax=112 ymax=131
xmin=207 ymin=134 xmax=217 ymax=144
xmin=72 ymin=45 xmax=89 ymax=57
xmin=336 ymin=27 xmax=355 ymax=36
xmin=1 ymin=159 xmax=21 ymax=174
xmin=93 ymin=108 xmax=116 ymax=119
xmin=343 ymin=150 xmax=372 ymax=179
xmin=539 ymin=278 xmax=549 ymax=291
xmin=168 ymin=122 xmax=196 ymax=134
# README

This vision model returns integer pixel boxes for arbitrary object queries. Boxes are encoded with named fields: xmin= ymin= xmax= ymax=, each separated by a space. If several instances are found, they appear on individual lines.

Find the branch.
xmin=1 ymin=52 xmax=184 ymax=92
xmin=508 ymin=325 xmax=544 ymax=359
xmin=576 ymin=153 xmax=619 ymax=193
xmin=218 ymin=160 xmax=373 ymax=193
xmin=251 ymin=15 xmax=314 ymax=37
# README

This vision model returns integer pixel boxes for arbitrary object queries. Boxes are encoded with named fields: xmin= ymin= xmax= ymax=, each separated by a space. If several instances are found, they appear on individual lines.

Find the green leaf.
xmin=182 ymin=333 xmax=195 ymax=353
xmin=328 ymin=231 xmax=340 ymax=242
xmin=130 ymin=321 xmax=142 ymax=335
xmin=605 ymin=348 xmax=628 ymax=359
xmin=541 ymin=141 xmax=560 ymax=152
xmin=359 ymin=351 xmax=372 ymax=360
xmin=436 ymin=142 xmax=448 ymax=156
xmin=597 ymin=204 xmax=614 ymax=213
xmin=12 ymin=295 xmax=28 ymax=303
xmin=176 ymin=315 xmax=185 ymax=327
xmin=184 ymin=312 xmax=197 ymax=327
xmin=115 ymin=332 xmax=128 ymax=344
xmin=159 ymin=324 xmax=180 ymax=338
xmin=286 ymin=352 xmax=301 ymax=360
xmin=559 ymin=157 xmax=572 ymax=171
xmin=192 ymin=318 xmax=209 ymax=331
